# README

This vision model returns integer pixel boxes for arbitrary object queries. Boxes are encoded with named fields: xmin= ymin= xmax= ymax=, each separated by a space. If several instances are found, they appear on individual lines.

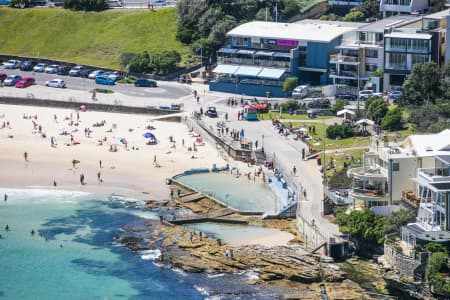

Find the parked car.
xmin=335 ymin=92 xmax=357 ymax=101
xmin=45 ymin=64 xmax=59 ymax=73
xmin=95 ymin=75 xmax=115 ymax=85
xmin=307 ymin=98 xmax=331 ymax=109
xmin=134 ymin=78 xmax=157 ymax=87
xmin=292 ymin=85 xmax=310 ymax=99
xmin=20 ymin=60 xmax=37 ymax=71
xmin=57 ymin=65 xmax=70 ymax=75
xmin=69 ymin=65 xmax=84 ymax=76
xmin=79 ymin=68 xmax=92 ymax=78
xmin=358 ymin=90 xmax=374 ymax=100
xmin=88 ymin=70 xmax=104 ymax=79
xmin=4 ymin=75 xmax=22 ymax=86
xmin=107 ymin=71 xmax=122 ymax=81
xmin=205 ymin=106 xmax=218 ymax=118
xmin=3 ymin=59 xmax=21 ymax=69
xmin=33 ymin=63 xmax=48 ymax=72
xmin=45 ymin=78 xmax=66 ymax=88
xmin=0 ymin=73 xmax=7 ymax=82
xmin=335 ymin=189 xmax=349 ymax=197
xmin=15 ymin=77 xmax=35 ymax=88
xmin=388 ymin=90 xmax=402 ymax=102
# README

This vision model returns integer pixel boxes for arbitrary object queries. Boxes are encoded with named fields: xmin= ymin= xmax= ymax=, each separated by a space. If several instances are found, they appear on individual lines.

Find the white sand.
xmin=0 ymin=104 xmax=227 ymax=200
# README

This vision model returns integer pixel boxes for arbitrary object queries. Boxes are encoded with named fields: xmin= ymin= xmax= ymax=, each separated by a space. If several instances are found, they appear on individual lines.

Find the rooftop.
xmin=424 ymin=8 xmax=450 ymax=19
xmin=357 ymin=15 xmax=421 ymax=33
xmin=417 ymin=230 xmax=450 ymax=242
xmin=227 ymin=21 xmax=359 ymax=43
xmin=400 ymin=129 xmax=450 ymax=157
xmin=384 ymin=32 xmax=432 ymax=39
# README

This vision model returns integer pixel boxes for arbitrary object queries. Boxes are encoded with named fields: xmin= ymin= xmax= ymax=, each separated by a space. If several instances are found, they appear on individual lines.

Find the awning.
xmin=218 ymin=48 xmax=236 ymax=54
xmin=237 ymin=49 xmax=255 ymax=55
xmin=356 ymin=118 xmax=375 ymax=125
xmin=298 ymin=66 xmax=327 ymax=73
xmin=337 ymin=109 xmax=355 ymax=116
xmin=235 ymin=66 xmax=262 ymax=77
xmin=213 ymin=64 xmax=239 ymax=74
xmin=273 ymin=52 xmax=290 ymax=58
xmin=255 ymin=51 xmax=274 ymax=57
xmin=257 ymin=68 xmax=285 ymax=80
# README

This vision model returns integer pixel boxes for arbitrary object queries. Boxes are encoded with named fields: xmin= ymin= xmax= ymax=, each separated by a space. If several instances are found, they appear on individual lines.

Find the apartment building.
xmin=380 ymin=0 xmax=438 ymax=17
xmin=347 ymin=130 xmax=450 ymax=210
xmin=329 ymin=15 xmax=420 ymax=92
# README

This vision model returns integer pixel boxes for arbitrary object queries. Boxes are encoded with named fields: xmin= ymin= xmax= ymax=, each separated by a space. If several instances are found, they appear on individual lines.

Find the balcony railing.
xmin=418 ymin=168 xmax=450 ymax=183
xmin=330 ymin=54 xmax=359 ymax=63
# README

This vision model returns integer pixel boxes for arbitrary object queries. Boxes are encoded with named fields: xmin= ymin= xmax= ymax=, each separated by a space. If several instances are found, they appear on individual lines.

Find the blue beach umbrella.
xmin=143 ymin=132 xmax=155 ymax=139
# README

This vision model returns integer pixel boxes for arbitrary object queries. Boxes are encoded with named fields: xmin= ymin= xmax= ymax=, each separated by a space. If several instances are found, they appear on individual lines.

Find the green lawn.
xmin=259 ymin=111 xmax=334 ymax=121
xmin=320 ymin=149 xmax=365 ymax=178
xmin=282 ymin=121 xmax=371 ymax=151
xmin=0 ymin=7 xmax=188 ymax=68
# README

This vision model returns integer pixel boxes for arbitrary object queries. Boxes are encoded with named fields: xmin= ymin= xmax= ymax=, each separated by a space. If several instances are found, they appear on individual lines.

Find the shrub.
xmin=381 ymin=107 xmax=403 ymax=131
xmin=326 ymin=124 xmax=354 ymax=139
xmin=64 ymin=0 xmax=108 ymax=11
xmin=128 ymin=50 xmax=181 ymax=75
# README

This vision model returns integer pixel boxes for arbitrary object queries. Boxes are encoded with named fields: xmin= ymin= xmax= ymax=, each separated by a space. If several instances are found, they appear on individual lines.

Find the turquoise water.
xmin=176 ymin=173 xmax=282 ymax=213
xmin=0 ymin=188 xmax=280 ymax=300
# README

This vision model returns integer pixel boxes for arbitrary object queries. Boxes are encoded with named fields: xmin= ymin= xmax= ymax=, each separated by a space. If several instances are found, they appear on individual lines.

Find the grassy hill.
xmin=0 ymin=7 xmax=188 ymax=68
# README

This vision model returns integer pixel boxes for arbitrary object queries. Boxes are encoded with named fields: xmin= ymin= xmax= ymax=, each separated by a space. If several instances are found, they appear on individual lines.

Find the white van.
xmin=292 ymin=85 xmax=310 ymax=99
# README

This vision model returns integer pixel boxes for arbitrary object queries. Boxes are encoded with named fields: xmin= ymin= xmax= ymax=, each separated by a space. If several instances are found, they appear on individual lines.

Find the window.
xmin=393 ymin=162 xmax=400 ymax=171
xmin=386 ymin=53 xmax=407 ymax=69
xmin=365 ymin=49 xmax=378 ymax=58
xmin=233 ymin=37 xmax=248 ymax=47
xmin=412 ymin=54 xmax=429 ymax=64
xmin=389 ymin=38 xmax=407 ymax=51
xmin=408 ymin=39 xmax=429 ymax=53
xmin=365 ymin=64 xmax=378 ymax=72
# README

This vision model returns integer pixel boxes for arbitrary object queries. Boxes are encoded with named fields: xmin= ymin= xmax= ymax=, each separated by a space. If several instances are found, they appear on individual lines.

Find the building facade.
xmin=209 ymin=21 xmax=360 ymax=97
xmin=347 ymin=130 xmax=450 ymax=210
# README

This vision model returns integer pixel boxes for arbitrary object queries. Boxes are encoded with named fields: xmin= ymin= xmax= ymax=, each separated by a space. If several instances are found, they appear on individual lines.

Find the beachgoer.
xmin=293 ymin=165 xmax=297 ymax=175
xmin=189 ymin=232 xmax=193 ymax=243
xmin=5 ymin=224 xmax=9 ymax=231
xmin=4 ymin=194 xmax=7 ymax=202
xmin=153 ymin=155 xmax=157 ymax=165
xmin=199 ymin=231 xmax=203 ymax=241
xmin=24 ymin=151 xmax=28 ymax=162
xmin=99 ymin=160 xmax=102 ymax=168
xmin=31 ymin=229 xmax=35 ymax=235
xmin=255 ymin=140 xmax=258 ymax=149
xmin=159 ymin=215 xmax=164 ymax=222
xmin=53 ymin=180 xmax=57 ymax=187
xmin=217 ymin=238 xmax=222 ymax=246
xmin=80 ymin=174 xmax=85 ymax=185
xmin=97 ymin=171 xmax=102 ymax=183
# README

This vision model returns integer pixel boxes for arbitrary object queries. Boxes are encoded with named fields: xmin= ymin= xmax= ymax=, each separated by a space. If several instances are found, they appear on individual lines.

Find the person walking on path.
xmin=153 ymin=155 xmax=157 ymax=165
xmin=293 ymin=165 xmax=297 ymax=176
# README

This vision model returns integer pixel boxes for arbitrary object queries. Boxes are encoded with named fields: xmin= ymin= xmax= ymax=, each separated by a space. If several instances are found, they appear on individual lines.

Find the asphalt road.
xmin=0 ymin=66 xmax=192 ymax=99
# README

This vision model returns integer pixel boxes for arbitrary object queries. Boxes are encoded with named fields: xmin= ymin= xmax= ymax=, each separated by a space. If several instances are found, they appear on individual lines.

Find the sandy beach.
xmin=0 ymin=104 xmax=227 ymax=200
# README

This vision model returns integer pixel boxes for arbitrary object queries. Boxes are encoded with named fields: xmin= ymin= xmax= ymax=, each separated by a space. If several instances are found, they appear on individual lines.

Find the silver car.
xmin=88 ymin=70 xmax=104 ymax=79
xmin=33 ymin=63 xmax=48 ymax=72
xmin=45 ymin=64 xmax=59 ymax=73
xmin=4 ymin=75 xmax=22 ymax=86
xmin=3 ymin=59 xmax=21 ymax=69
xmin=45 ymin=79 xmax=66 ymax=88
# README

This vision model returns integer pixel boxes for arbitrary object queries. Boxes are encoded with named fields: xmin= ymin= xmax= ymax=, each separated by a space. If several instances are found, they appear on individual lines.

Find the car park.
xmin=205 ymin=106 xmax=218 ymax=118
xmin=3 ymin=59 xmax=21 ymax=69
xmin=45 ymin=78 xmax=66 ymax=88
xmin=292 ymin=85 xmax=310 ymax=99
xmin=95 ymin=75 xmax=115 ymax=85
xmin=335 ymin=92 xmax=356 ymax=101
xmin=69 ymin=65 xmax=84 ymax=76
xmin=45 ymin=64 xmax=59 ymax=73
xmin=88 ymin=70 xmax=104 ymax=79
xmin=134 ymin=78 xmax=157 ymax=87
xmin=307 ymin=98 xmax=331 ymax=109
xmin=15 ymin=77 xmax=35 ymax=88
xmin=358 ymin=90 xmax=374 ymax=100
xmin=33 ymin=63 xmax=48 ymax=72
xmin=4 ymin=75 xmax=22 ymax=86
xmin=57 ymin=65 xmax=70 ymax=75
xmin=0 ymin=73 xmax=7 ymax=82
xmin=20 ymin=60 xmax=37 ymax=71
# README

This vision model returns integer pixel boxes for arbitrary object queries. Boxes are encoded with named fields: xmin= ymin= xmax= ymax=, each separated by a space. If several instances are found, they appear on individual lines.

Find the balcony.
xmin=347 ymin=166 xmax=387 ymax=180
xmin=401 ymin=190 xmax=420 ymax=208
xmin=418 ymin=168 xmax=450 ymax=183
xmin=349 ymin=188 xmax=389 ymax=203
xmin=330 ymin=54 xmax=359 ymax=64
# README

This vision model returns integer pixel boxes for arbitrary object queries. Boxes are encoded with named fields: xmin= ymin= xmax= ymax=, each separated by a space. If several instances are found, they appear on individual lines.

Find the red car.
xmin=15 ymin=77 xmax=35 ymax=88
xmin=0 ymin=73 xmax=7 ymax=82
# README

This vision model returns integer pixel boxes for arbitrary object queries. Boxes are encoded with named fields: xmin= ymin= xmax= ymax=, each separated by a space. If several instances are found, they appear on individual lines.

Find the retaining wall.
xmin=0 ymin=96 xmax=180 ymax=116
xmin=384 ymin=242 xmax=423 ymax=278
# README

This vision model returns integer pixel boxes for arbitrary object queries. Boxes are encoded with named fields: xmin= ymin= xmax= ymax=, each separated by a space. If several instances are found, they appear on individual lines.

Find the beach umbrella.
xmin=119 ymin=138 xmax=127 ymax=144
xmin=143 ymin=132 xmax=155 ymax=138
xmin=297 ymin=127 xmax=308 ymax=133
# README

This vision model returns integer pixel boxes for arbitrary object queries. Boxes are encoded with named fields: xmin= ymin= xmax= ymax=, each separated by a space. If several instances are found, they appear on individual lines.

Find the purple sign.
xmin=277 ymin=39 xmax=297 ymax=47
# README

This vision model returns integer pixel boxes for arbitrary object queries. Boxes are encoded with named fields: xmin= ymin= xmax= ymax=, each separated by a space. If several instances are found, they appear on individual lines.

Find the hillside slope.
xmin=0 ymin=7 xmax=187 ymax=68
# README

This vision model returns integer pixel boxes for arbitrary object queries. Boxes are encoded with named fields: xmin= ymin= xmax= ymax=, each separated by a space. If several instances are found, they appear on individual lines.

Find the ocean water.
xmin=0 ymin=188 xmax=281 ymax=300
